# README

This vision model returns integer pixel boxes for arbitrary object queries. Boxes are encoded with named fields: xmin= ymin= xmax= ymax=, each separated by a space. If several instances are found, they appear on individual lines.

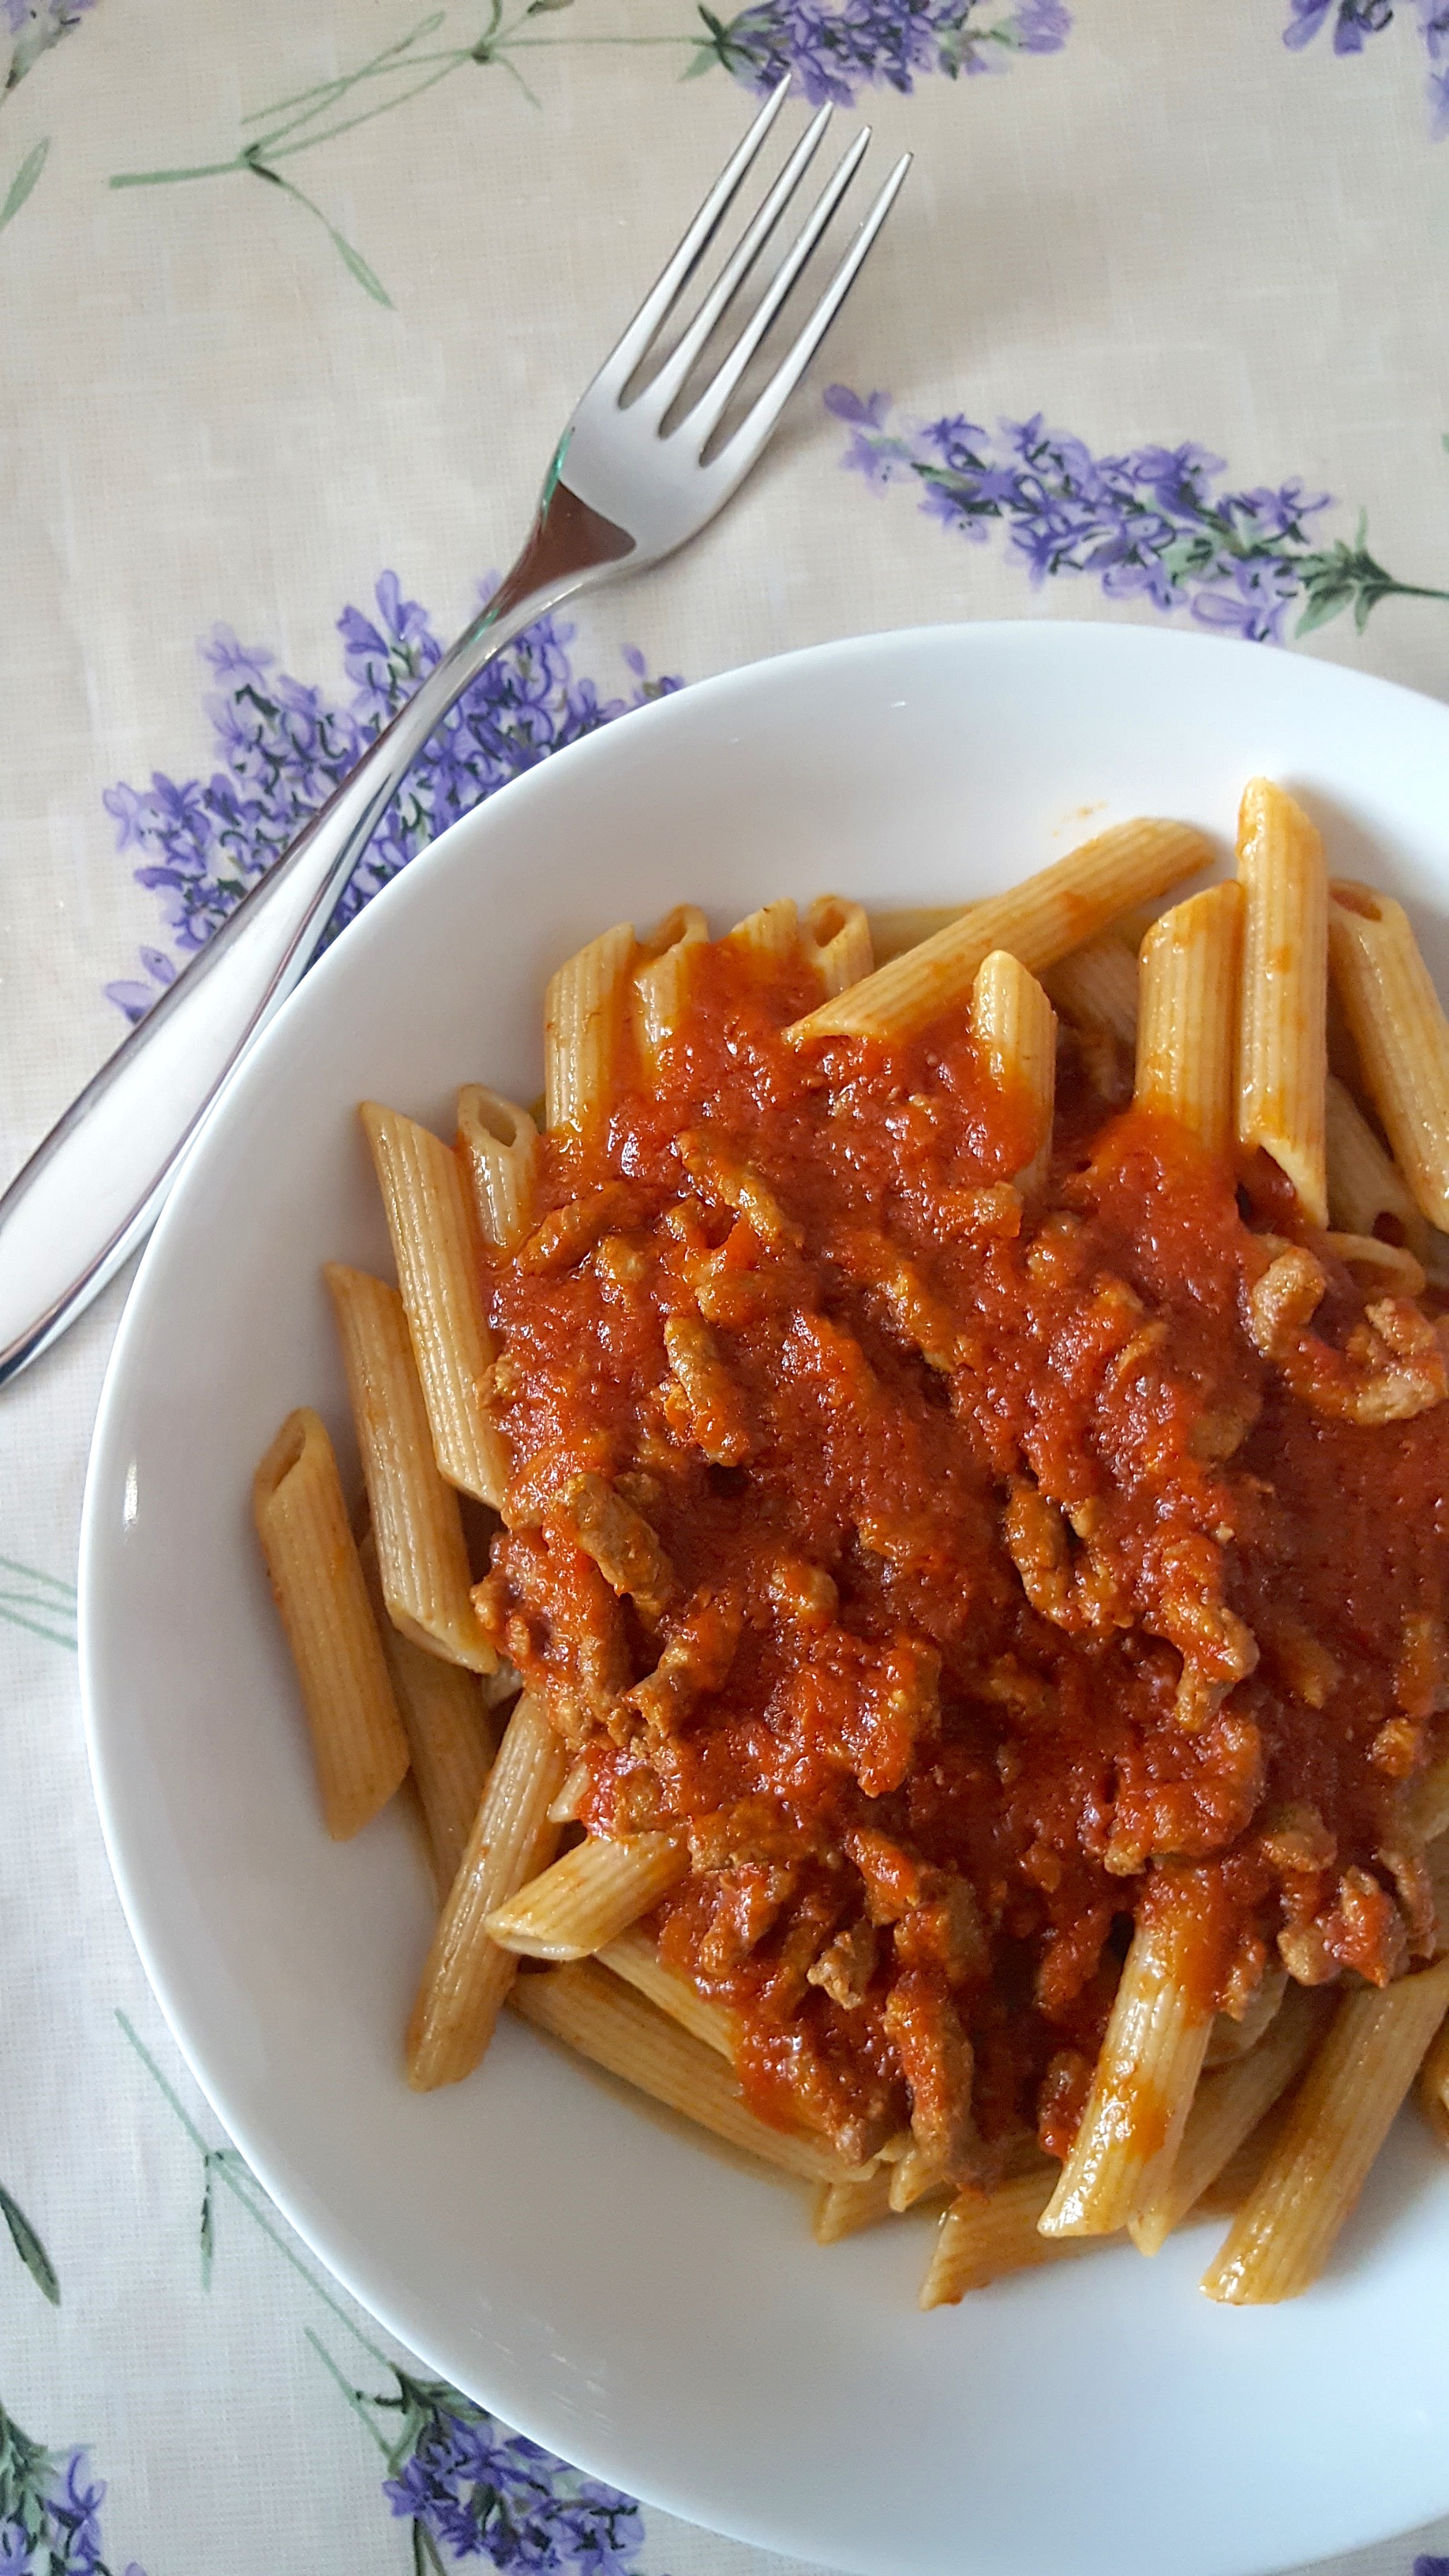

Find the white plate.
xmin=81 ymin=621 xmax=1449 ymax=2576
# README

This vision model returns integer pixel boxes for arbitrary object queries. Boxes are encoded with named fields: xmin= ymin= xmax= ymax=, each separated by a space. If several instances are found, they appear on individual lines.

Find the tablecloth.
xmin=4 ymin=1 xmax=1449 ymax=2567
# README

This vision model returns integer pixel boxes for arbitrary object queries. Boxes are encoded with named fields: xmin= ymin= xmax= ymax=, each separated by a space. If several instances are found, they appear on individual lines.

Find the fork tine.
xmin=631 ymin=103 xmax=833 ymax=425
xmin=592 ymin=77 xmax=793 ymax=399
xmin=680 ymin=126 xmax=873 ymax=453
xmin=705 ymin=152 xmax=911 ymax=483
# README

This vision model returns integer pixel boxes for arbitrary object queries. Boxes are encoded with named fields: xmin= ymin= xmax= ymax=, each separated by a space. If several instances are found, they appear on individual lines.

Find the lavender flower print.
xmin=690 ymin=0 xmax=1069 ymax=103
xmin=379 ymin=2376 xmax=650 ymax=2573
xmin=1 ymin=0 xmax=99 ymax=236
xmin=3 ymin=0 xmax=97 ymax=96
xmin=827 ymin=388 xmax=1449 ymax=642
xmin=1283 ymin=0 xmax=1449 ymax=139
xmin=118 ymin=2012 xmax=660 ymax=2576
xmin=110 ymin=2 xmax=1069 ymax=300
xmin=0 ymin=2402 xmax=144 ymax=2576
xmin=103 ymin=575 xmax=681 ymax=1024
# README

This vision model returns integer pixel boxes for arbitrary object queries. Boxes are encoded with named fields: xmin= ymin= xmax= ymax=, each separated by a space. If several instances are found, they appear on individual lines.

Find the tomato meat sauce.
xmin=475 ymin=932 xmax=1449 ymax=2177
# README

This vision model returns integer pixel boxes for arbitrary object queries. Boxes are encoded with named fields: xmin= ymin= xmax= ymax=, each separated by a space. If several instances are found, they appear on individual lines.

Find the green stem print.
xmin=0 ymin=2183 xmax=59 ymax=2305
xmin=117 ymin=2009 xmax=657 ymax=2570
xmin=0 ymin=1556 xmax=77 ymax=1653
xmin=0 ymin=2394 xmax=144 ymax=2574
xmin=0 ymin=133 xmax=47 ymax=232
xmin=107 ymin=5 xmax=687 ymax=304
xmin=107 ymin=0 xmax=1069 ymax=300
xmin=2 ymin=2 xmax=102 ymax=239
xmin=3 ymin=1 xmax=99 ymax=104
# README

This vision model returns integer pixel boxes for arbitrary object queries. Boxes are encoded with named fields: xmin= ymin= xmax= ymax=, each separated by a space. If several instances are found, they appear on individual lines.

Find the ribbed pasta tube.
xmin=1039 ymin=1880 xmax=1223 ymax=2237
xmin=1129 ymin=1982 xmax=1328 ymax=2255
xmin=361 ymin=1102 xmax=507 ymax=1507
xmin=721 ymin=900 xmax=799 ymax=968
xmin=510 ymin=1958 xmax=848 ymax=2183
xmin=545 ymin=920 xmax=635 ymax=1132
xmin=1327 ymin=880 xmax=1449 ymax=1230
xmin=866 ymin=904 xmax=971 ymax=967
xmin=597 ymin=1927 xmax=737 ymax=2057
xmin=457 ymin=1086 xmax=538 ymax=1256
xmin=253 ymin=1409 xmax=410 ymax=1840
xmin=799 ymin=897 xmax=874 ymax=997
xmin=360 ymin=1528 xmax=495 ymax=1894
xmin=406 ymin=1692 xmax=567 ymax=2088
xmin=1417 ymin=2013 xmax=1449 ymax=2149
xmin=485 ymin=1830 xmax=688 ymax=1960
xmin=972 ymin=949 xmax=1057 ymax=1194
xmin=921 ymin=2169 xmax=1099 ymax=2308
xmin=1201 ymin=1953 xmax=1449 ymax=2303
xmin=631 ymin=905 xmax=709 ymax=1072
xmin=1135 ymin=882 xmax=1243 ymax=1158
xmin=814 ymin=2164 xmax=898 ymax=2244
xmin=1236 ymin=780 xmax=1328 ymax=1226
xmin=1043 ymin=931 xmax=1140 ymax=1047
xmin=324 ymin=1264 xmax=494 ymax=1672
xmin=788 ymin=819 xmax=1210 ymax=1045
xmin=1324 ymin=1073 xmax=1428 ymax=1257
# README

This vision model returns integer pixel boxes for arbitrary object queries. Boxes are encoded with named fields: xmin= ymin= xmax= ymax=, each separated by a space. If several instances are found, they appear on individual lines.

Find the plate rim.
xmin=78 ymin=616 xmax=1449 ymax=2576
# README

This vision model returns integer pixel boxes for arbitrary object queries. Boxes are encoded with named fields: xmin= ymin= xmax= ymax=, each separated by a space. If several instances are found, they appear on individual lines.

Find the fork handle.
xmin=0 ymin=477 xmax=634 ymax=1385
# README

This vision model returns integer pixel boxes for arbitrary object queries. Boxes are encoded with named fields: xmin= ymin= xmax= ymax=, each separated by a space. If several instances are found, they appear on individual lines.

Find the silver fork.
xmin=0 ymin=88 xmax=908 ymax=1385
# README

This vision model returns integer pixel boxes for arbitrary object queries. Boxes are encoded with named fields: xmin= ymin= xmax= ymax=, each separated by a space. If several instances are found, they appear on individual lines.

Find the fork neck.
xmin=475 ymin=470 xmax=636 ymax=638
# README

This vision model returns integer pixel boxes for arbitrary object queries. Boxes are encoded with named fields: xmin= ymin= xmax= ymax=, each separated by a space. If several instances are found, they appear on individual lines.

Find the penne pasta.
xmin=1417 ymin=2014 xmax=1449 ymax=2150
xmin=1201 ymin=1952 xmax=1449 ymax=2303
xmin=813 ymin=2163 xmax=898 ymax=2244
xmin=485 ymin=1830 xmax=688 ymax=1960
xmin=889 ymin=2141 xmax=950 ymax=2214
xmin=1324 ymin=1232 xmax=1426 ymax=1297
xmin=921 ymin=2169 xmax=1101 ymax=2308
xmin=1129 ymin=1982 xmax=1329 ymax=2255
xmin=1042 ymin=930 xmax=1140 ymax=1048
xmin=721 ymin=898 xmax=799 ymax=968
xmin=1039 ymin=1878 xmax=1223 ymax=2237
xmin=1327 ymin=880 xmax=1449 ymax=1230
xmin=1204 ymin=1961 xmax=1288 ymax=2068
xmin=325 ymin=1264 xmax=495 ymax=1672
xmin=457 ymin=1085 xmax=539 ymax=1256
xmin=597 ymin=1926 xmax=737 ymax=2057
xmin=787 ymin=818 xmax=1211 ymax=1046
xmin=361 ymin=1101 xmax=508 ymax=1508
xmin=253 ymin=1409 xmax=410 ymax=1840
xmin=1324 ymin=1073 xmax=1428 ymax=1260
xmin=360 ymin=1529 xmax=496 ymax=1895
xmin=866 ymin=904 xmax=970 ymax=966
xmin=548 ymin=1756 xmax=591 ymax=1825
xmin=631 ymin=905 xmax=709 ymax=1072
xmin=1236 ymin=779 xmax=1328 ymax=1226
xmin=1135 ymin=881 xmax=1242 ymax=1159
xmin=972 ymin=949 xmax=1057 ymax=1195
xmin=406 ymin=1692 xmax=567 ymax=2088
xmin=510 ymin=1958 xmax=850 ymax=2184
xmin=545 ymin=919 xmax=635 ymax=1133
xmin=799 ymin=897 xmax=874 ymax=998
xmin=269 ymin=807 xmax=1449 ymax=2320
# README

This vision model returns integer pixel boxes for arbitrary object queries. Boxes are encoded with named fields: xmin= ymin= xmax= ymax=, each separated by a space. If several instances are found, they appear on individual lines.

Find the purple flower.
xmin=828 ymin=387 xmax=1447 ymax=644
xmin=1284 ymin=0 xmax=1448 ymax=128
xmin=695 ymin=0 xmax=1068 ymax=104
xmin=103 ymin=578 xmax=683 ymax=1020
xmin=383 ymin=2399 xmax=649 ymax=2572
xmin=4 ymin=0 xmax=98 ymax=57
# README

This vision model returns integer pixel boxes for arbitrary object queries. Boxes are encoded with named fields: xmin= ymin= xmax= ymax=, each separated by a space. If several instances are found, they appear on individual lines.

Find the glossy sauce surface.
xmin=477 ymin=937 xmax=1449 ymax=2169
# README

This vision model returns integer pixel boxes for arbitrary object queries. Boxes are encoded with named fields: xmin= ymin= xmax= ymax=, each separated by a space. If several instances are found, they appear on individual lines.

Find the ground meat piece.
xmin=884 ymin=1971 xmax=980 ymax=2185
xmin=558 ymin=1471 xmax=677 ymax=1626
